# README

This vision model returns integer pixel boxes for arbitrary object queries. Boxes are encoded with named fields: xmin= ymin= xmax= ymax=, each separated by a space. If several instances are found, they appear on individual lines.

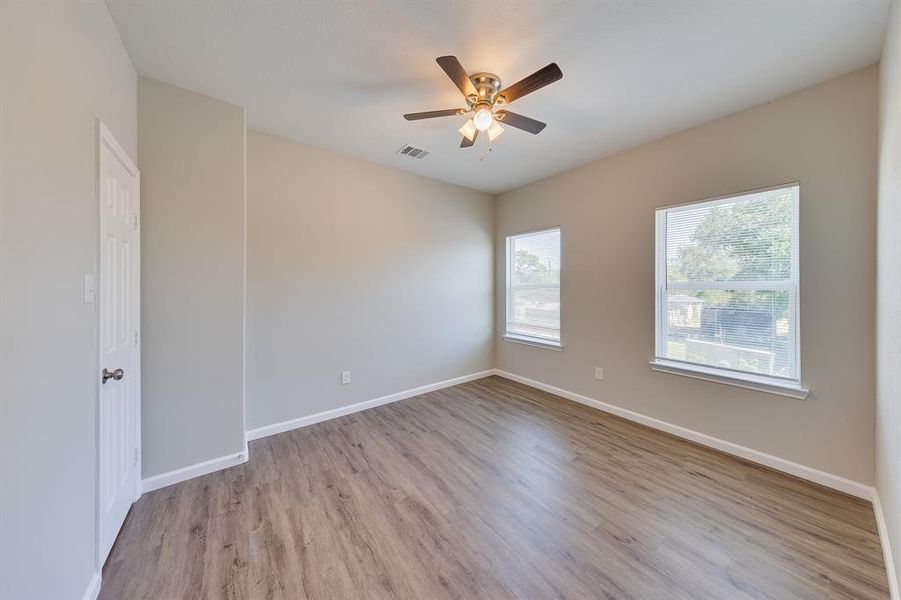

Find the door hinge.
xmin=133 ymin=448 xmax=138 ymax=467
xmin=133 ymin=330 xmax=139 ymax=347
xmin=133 ymin=214 xmax=139 ymax=230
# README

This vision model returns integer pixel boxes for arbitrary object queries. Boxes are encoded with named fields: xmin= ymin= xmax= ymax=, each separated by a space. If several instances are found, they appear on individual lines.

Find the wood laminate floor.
xmin=100 ymin=376 xmax=890 ymax=599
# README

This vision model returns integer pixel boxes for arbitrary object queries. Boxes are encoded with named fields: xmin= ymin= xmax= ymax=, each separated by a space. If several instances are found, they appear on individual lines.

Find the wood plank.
xmin=100 ymin=376 xmax=890 ymax=599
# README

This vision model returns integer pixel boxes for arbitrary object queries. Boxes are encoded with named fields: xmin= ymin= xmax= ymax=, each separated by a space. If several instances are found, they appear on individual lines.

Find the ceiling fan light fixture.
xmin=404 ymin=57 xmax=562 ymax=151
xmin=487 ymin=120 xmax=504 ymax=142
xmin=458 ymin=118 xmax=477 ymax=142
xmin=473 ymin=108 xmax=493 ymax=131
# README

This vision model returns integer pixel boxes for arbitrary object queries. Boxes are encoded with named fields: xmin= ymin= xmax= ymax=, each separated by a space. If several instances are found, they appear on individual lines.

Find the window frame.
xmin=651 ymin=183 xmax=808 ymax=399
xmin=503 ymin=226 xmax=563 ymax=350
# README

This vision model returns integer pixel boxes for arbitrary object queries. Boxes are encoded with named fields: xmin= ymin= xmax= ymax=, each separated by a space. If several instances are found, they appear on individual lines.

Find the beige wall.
xmin=138 ymin=78 xmax=246 ymax=477
xmin=246 ymin=131 xmax=494 ymax=431
xmin=496 ymin=66 xmax=877 ymax=484
xmin=877 ymin=0 xmax=901 ymax=587
xmin=0 ymin=2 xmax=137 ymax=598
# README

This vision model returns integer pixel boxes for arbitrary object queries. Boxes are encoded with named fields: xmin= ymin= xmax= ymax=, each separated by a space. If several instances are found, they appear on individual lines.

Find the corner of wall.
xmin=876 ymin=0 xmax=901 ymax=595
xmin=138 ymin=77 xmax=247 ymax=479
xmin=491 ymin=191 xmax=501 ymax=370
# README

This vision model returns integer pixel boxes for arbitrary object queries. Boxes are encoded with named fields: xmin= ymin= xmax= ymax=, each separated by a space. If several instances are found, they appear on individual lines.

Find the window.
xmin=504 ymin=227 xmax=561 ymax=348
xmin=652 ymin=184 xmax=807 ymax=398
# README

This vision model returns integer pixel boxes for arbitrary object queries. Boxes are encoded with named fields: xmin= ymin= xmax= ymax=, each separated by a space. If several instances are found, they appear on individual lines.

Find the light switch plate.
xmin=595 ymin=367 xmax=604 ymax=380
xmin=341 ymin=370 xmax=351 ymax=385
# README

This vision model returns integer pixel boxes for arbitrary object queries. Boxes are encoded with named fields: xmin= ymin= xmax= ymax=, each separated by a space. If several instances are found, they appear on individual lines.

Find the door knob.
xmin=102 ymin=368 xmax=124 ymax=384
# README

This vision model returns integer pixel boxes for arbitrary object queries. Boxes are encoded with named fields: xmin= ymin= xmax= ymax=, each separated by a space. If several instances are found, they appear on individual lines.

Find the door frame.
xmin=94 ymin=120 xmax=141 ymax=569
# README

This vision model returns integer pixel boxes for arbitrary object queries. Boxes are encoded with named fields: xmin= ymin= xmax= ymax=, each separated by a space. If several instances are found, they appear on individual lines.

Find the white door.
xmin=97 ymin=122 xmax=140 ymax=565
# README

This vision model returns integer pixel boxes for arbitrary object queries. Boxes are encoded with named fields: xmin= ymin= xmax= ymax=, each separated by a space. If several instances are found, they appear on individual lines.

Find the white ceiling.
xmin=106 ymin=0 xmax=889 ymax=194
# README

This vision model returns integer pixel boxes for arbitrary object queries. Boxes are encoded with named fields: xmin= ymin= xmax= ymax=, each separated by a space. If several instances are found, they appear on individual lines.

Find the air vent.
xmin=397 ymin=144 xmax=430 ymax=159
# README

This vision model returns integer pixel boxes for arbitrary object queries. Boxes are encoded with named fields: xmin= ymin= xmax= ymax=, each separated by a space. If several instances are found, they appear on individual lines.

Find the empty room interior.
xmin=3 ymin=1 xmax=901 ymax=598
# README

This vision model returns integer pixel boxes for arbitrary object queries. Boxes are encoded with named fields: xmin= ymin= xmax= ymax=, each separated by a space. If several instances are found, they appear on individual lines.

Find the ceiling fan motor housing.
xmin=469 ymin=72 xmax=502 ymax=104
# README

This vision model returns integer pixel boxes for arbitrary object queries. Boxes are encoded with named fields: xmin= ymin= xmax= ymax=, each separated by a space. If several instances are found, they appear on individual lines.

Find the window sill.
xmin=649 ymin=359 xmax=809 ymax=400
xmin=502 ymin=334 xmax=562 ymax=351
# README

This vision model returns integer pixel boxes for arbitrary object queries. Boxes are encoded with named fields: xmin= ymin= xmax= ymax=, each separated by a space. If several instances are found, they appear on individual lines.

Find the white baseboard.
xmin=81 ymin=572 xmax=101 ymax=600
xmin=141 ymin=448 xmax=249 ymax=494
xmin=874 ymin=488 xmax=900 ymax=600
xmin=246 ymin=369 xmax=496 ymax=442
xmin=139 ymin=371 xmax=493 ymax=495
xmin=493 ymin=369 xmax=873 ymax=500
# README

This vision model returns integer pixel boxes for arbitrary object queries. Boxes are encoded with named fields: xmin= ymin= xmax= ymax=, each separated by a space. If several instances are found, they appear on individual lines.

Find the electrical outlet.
xmin=595 ymin=367 xmax=604 ymax=380
xmin=341 ymin=370 xmax=351 ymax=385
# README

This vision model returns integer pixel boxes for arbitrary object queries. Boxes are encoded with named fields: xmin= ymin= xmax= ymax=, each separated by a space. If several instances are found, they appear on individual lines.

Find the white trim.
xmin=655 ymin=209 xmax=667 ymax=357
xmin=657 ymin=181 xmax=801 ymax=211
xmin=501 ymin=334 xmax=562 ymax=351
xmin=874 ymin=488 xmax=901 ymax=600
xmin=505 ymin=225 xmax=561 ymax=239
xmin=504 ymin=226 xmax=563 ymax=347
xmin=81 ymin=572 xmax=101 ymax=600
xmin=141 ymin=449 xmax=248 ymax=494
xmin=649 ymin=359 xmax=809 ymax=400
xmin=654 ymin=182 xmax=801 ymax=384
xmin=492 ymin=369 xmax=871 ymax=500
xmin=246 ymin=370 xmax=496 ymax=441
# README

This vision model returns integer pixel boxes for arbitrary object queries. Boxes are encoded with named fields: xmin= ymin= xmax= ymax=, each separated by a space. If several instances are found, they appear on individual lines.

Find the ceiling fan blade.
xmin=496 ymin=63 xmax=562 ymax=105
xmin=460 ymin=129 xmax=479 ymax=148
xmin=404 ymin=108 xmax=466 ymax=121
xmin=495 ymin=110 xmax=546 ymax=134
xmin=436 ymin=56 xmax=478 ymax=101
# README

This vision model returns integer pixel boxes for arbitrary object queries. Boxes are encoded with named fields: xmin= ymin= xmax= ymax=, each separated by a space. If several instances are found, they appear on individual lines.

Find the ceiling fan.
xmin=404 ymin=56 xmax=563 ymax=148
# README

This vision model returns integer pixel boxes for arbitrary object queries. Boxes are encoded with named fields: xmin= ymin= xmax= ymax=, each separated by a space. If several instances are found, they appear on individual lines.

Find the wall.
xmin=0 ymin=2 xmax=137 ymax=598
xmin=496 ymin=67 xmax=877 ymax=484
xmin=877 ymin=0 xmax=901 ymax=589
xmin=246 ymin=131 xmax=494 ymax=431
xmin=138 ymin=78 xmax=246 ymax=478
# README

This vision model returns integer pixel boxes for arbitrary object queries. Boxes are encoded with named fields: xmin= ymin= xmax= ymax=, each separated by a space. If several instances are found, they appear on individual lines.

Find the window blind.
xmin=506 ymin=228 xmax=561 ymax=344
xmin=656 ymin=184 xmax=800 ymax=382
